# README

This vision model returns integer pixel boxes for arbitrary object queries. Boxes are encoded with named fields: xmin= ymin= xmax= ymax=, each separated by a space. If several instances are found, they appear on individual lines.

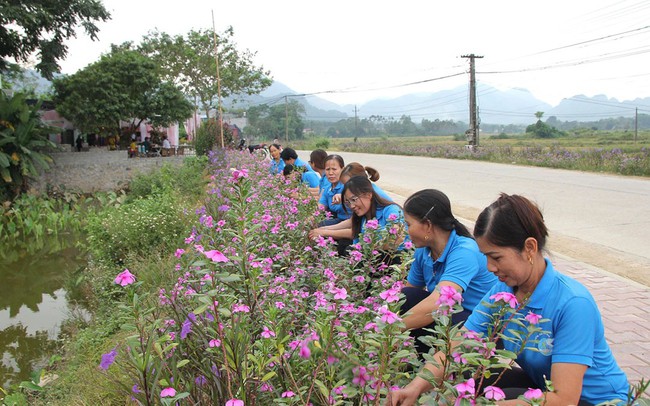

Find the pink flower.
xmin=379 ymin=287 xmax=400 ymax=303
xmin=281 ymin=391 xmax=295 ymax=398
xmin=208 ymin=339 xmax=221 ymax=347
xmin=225 ymin=399 xmax=244 ymax=406
xmin=114 ymin=269 xmax=136 ymax=286
xmin=160 ymin=387 xmax=176 ymax=397
xmin=490 ymin=291 xmax=519 ymax=308
xmin=452 ymin=352 xmax=467 ymax=364
xmin=174 ymin=248 xmax=185 ymax=258
xmin=204 ymin=249 xmax=229 ymax=262
xmin=525 ymin=311 xmax=542 ymax=325
xmin=524 ymin=388 xmax=544 ymax=400
xmin=331 ymin=287 xmax=348 ymax=300
xmin=484 ymin=386 xmax=506 ymax=401
xmin=404 ymin=241 xmax=413 ymax=249
xmin=365 ymin=219 xmax=379 ymax=230
xmin=455 ymin=378 xmax=475 ymax=396
xmin=231 ymin=168 xmax=249 ymax=180
xmin=437 ymin=285 xmax=463 ymax=307
xmin=299 ymin=342 xmax=311 ymax=359
xmin=352 ymin=366 xmax=371 ymax=386
xmin=233 ymin=303 xmax=250 ymax=313
xmin=388 ymin=213 xmax=398 ymax=221
xmin=379 ymin=305 xmax=400 ymax=324
xmin=261 ymin=326 xmax=276 ymax=338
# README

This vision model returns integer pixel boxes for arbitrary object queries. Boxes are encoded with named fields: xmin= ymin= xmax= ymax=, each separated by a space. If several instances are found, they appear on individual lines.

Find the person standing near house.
xmin=75 ymin=135 xmax=83 ymax=152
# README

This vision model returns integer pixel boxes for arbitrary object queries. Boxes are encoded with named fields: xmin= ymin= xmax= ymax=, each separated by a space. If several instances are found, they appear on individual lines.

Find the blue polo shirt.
xmin=294 ymin=157 xmax=313 ymax=172
xmin=372 ymin=184 xmax=392 ymax=201
xmin=270 ymin=159 xmax=285 ymax=174
xmin=356 ymin=204 xmax=410 ymax=250
xmin=319 ymin=174 xmax=329 ymax=193
xmin=407 ymin=230 xmax=496 ymax=312
xmin=301 ymin=170 xmax=321 ymax=188
xmin=319 ymin=181 xmax=349 ymax=220
xmin=465 ymin=260 xmax=629 ymax=404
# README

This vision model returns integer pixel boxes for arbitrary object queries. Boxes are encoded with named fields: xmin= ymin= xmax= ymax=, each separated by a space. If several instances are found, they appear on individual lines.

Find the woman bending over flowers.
xmin=400 ymin=189 xmax=497 ymax=356
xmin=389 ymin=193 xmax=629 ymax=406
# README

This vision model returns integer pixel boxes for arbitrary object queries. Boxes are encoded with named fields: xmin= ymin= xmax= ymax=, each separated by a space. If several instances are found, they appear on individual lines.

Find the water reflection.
xmin=0 ymin=237 xmax=87 ymax=389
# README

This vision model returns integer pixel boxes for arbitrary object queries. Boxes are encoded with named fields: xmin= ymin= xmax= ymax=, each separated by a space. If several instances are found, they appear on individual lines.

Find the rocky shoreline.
xmin=33 ymin=148 xmax=189 ymax=194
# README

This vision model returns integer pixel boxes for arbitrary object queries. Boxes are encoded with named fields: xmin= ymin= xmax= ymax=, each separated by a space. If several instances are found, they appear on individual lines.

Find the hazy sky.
xmin=59 ymin=0 xmax=650 ymax=107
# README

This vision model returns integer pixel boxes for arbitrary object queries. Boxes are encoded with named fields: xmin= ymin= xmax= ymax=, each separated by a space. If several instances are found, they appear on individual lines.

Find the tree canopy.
xmin=0 ymin=0 xmax=110 ymax=79
xmin=245 ymin=100 xmax=305 ymax=141
xmin=52 ymin=46 xmax=193 ymax=134
xmin=139 ymin=27 xmax=272 ymax=117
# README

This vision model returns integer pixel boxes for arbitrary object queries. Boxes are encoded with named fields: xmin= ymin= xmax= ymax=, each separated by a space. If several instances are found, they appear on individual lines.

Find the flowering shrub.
xmin=97 ymin=150 xmax=648 ymax=405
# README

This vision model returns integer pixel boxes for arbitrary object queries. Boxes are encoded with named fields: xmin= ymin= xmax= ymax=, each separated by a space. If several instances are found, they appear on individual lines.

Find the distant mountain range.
xmin=233 ymin=81 xmax=650 ymax=126
xmin=16 ymin=69 xmax=650 ymax=126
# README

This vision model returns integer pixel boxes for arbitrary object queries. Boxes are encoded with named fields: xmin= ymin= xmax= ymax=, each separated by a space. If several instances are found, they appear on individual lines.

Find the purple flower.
xmin=352 ymin=366 xmax=371 ymax=386
xmin=379 ymin=305 xmax=400 ymax=324
xmin=299 ymin=342 xmax=311 ymax=359
xmin=99 ymin=347 xmax=117 ymax=370
xmin=281 ymin=391 xmax=295 ymax=398
xmin=114 ymin=269 xmax=136 ymax=286
xmin=226 ymin=400 xmax=244 ymax=406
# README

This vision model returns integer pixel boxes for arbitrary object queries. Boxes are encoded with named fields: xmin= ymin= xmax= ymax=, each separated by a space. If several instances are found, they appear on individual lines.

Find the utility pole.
xmin=635 ymin=107 xmax=638 ymax=144
xmin=285 ymin=95 xmax=289 ymax=143
xmin=462 ymin=54 xmax=483 ymax=149
xmin=354 ymin=105 xmax=359 ymax=138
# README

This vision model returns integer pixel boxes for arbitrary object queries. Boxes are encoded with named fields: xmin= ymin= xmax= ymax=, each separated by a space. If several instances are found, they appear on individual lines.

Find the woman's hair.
xmin=280 ymin=147 xmax=298 ymax=161
xmin=342 ymin=175 xmax=397 ymax=237
xmin=340 ymin=162 xmax=380 ymax=182
xmin=310 ymin=149 xmax=328 ymax=170
xmin=324 ymin=154 xmax=345 ymax=169
xmin=404 ymin=189 xmax=472 ymax=238
xmin=282 ymin=163 xmax=295 ymax=177
xmin=474 ymin=193 xmax=548 ymax=251
xmin=269 ymin=143 xmax=282 ymax=152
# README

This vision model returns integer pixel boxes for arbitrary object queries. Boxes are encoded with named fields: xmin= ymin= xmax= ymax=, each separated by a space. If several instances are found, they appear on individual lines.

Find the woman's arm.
xmin=494 ymin=363 xmax=587 ymax=405
xmin=402 ymin=281 xmax=463 ymax=330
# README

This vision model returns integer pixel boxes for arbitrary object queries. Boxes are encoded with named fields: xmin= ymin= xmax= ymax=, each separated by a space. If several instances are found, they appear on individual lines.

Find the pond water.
xmin=0 ymin=237 xmax=87 ymax=389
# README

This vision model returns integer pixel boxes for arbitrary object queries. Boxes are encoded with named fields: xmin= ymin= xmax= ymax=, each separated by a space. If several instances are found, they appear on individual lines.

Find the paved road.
xmin=306 ymin=151 xmax=650 ymax=286
xmin=299 ymin=150 xmax=650 ymax=385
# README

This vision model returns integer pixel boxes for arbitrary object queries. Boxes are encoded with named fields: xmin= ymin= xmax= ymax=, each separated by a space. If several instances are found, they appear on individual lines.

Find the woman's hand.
xmin=387 ymin=386 xmax=420 ymax=406
xmin=332 ymin=193 xmax=342 ymax=204
xmin=308 ymin=229 xmax=322 ymax=240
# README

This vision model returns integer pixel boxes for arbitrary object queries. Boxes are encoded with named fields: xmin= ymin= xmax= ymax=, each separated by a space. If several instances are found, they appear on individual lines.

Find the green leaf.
xmin=18 ymin=381 xmax=43 ymax=392
xmin=176 ymin=359 xmax=190 ymax=368
xmin=261 ymin=371 xmax=276 ymax=382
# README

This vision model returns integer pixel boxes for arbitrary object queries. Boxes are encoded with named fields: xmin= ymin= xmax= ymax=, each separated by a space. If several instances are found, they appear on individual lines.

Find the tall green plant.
xmin=0 ymin=92 xmax=56 ymax=199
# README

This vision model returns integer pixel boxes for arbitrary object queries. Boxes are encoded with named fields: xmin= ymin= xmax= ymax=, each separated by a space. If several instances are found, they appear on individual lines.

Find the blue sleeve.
xmin=439 ymin=247 xmax=480 ymax=292
xmin=302 ymin=171 xmax=320 ymax=188
xmin=551 ymin=297 xmax=597 ymax=366
xmin=464 ymin=286 xmax=500 ymax=335
xmin=319 ymin=188 xmax=329 ymax=206
xmin=407 ymin=249 xmax=427 ymax=287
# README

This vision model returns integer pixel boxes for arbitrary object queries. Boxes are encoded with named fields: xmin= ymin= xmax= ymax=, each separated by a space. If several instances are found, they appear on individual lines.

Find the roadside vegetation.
xmin=294 ymin=129 xmax=650 ymax=177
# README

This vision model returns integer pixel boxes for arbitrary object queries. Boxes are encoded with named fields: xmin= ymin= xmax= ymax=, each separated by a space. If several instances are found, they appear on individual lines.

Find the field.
xmin=295 ymin=130 xmax=650 ymax=177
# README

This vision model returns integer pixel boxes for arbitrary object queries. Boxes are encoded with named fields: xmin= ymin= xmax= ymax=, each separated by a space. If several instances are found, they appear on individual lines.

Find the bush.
xmin=194 ymin=119 xmax=234 ymax=156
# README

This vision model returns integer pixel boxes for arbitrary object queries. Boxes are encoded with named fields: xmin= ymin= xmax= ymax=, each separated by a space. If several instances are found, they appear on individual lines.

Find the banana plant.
xmin=0 ymin=91 xmax=56 ymax=198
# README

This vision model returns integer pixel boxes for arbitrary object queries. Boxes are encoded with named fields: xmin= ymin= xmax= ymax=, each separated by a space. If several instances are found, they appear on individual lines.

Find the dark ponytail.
xmin=404 ymin=189 xmax=472 ymax=238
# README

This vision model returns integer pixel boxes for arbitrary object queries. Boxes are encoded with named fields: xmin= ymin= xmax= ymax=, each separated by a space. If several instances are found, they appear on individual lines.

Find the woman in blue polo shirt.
xmin=400 ymin=189 xmax=497 ymax=356
xmin=389 ymin=193 xmax=629 ymax=406
xmin=341 ymin=176 xmax=409 ymax=256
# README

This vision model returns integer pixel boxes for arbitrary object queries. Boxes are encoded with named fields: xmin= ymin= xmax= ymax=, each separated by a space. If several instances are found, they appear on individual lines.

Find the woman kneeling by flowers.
xmin=389 ymin=193 xmax=629 ymax=406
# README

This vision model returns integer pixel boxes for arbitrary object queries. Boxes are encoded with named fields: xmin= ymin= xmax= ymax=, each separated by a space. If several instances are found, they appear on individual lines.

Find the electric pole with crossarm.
xmin=462 ymin=54 xmax=483 ymax=150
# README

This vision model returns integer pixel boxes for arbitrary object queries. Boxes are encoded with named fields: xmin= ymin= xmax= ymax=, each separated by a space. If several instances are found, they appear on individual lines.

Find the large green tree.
xmin=0 ymin=0 xmax=110 ymax=79
xmin=245 ymin=100 xmax=305 ymax=141
xmin=52 ymin=45 xmax=193 ymax=134
xmin=139 ymin=27 xmax=272 ymax=118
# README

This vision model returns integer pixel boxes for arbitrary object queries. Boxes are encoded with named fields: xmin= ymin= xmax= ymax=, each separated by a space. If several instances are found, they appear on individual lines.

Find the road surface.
xmin=301 ymin=150 xmax=650 ymax=286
